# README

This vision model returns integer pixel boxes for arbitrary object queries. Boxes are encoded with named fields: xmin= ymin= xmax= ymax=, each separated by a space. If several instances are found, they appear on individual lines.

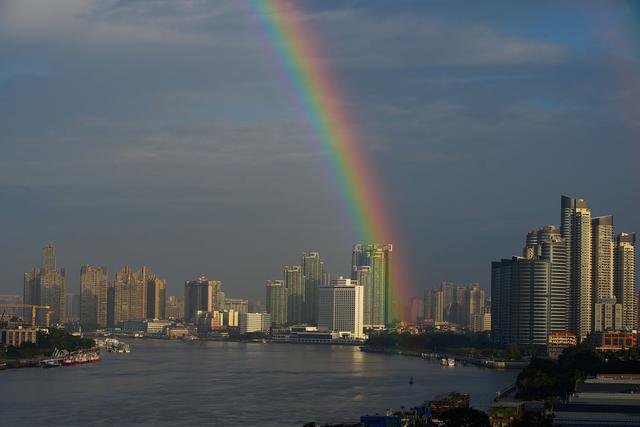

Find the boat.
xmin=440 ymin=358 xmax=456 ymax=367
xmin=41 ymin=359 xmax=61 ymax=368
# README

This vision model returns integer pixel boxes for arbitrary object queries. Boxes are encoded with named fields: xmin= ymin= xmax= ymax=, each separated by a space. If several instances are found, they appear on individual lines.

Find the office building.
xmin=239 ymin=312 xmax=271 ymax=334
xmin=266 ymin=280 xmax=287 ymax=326
xmin=284 ymin=266 xmax=304 ymax=324
xmin=23 ymin=242 xmax=66 ymax=325
xmin=615 ymin=232 xmax=636 ymax=329
xmin=184 ymin=277 xmax=223 ymax=322
xmin=318 ymin=277 xmax=364 ymax=338
xmin=302 ymin=252 xmax=323 ymax=325
xmin=561 ymin=195 xmax=593 ymax=341
xmin=352 ymin=244 xmax=392 ymax=327
xmin=80 ymin=265 xmax=109 ymax=329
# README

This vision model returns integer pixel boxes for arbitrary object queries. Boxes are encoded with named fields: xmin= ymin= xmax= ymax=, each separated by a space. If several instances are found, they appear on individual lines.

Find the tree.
xmin=440 ymin=408 xmax=490 ymax=427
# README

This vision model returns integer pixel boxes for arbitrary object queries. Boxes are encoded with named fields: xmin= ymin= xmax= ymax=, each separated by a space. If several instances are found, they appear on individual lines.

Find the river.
xmin=2 ymin=339 xmax=517 ymax=426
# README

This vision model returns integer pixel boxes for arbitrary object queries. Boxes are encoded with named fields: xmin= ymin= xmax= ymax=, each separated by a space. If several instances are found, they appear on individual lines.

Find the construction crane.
xmin=0 ymin=304 xmax=53 ymax=327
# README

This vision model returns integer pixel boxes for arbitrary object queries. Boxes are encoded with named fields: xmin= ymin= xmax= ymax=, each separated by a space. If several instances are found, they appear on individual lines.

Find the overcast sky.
xmin=1 ymin=0 xmax=638 ymax=303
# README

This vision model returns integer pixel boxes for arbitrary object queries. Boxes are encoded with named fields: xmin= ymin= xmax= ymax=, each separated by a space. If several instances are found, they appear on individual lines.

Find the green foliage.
xmin=512 ymin=413 xmax=553 ymax=427
xmin=228 ymin=330 xmax=267 ymax=341
xmin=515 ymin=343 xmax=640 ymax=400
xmin=365 ymin=331 xmax=543 ymax=360
xmin=440 ymin=407 xmax=490 ymax=427
xmin=5 ymin=328 xmax=95 ymax=360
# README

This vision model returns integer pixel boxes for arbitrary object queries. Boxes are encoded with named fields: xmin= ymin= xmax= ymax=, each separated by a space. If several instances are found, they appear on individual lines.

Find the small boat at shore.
xmin=440 ymin=358 xmax=456 ymax=367
xmin=41 ymin=359 xmax=61 ymax=368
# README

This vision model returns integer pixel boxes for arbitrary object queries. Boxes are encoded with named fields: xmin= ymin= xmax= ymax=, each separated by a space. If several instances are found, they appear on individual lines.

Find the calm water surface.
xmin=2 ymin=339 xmax=517 ymax=426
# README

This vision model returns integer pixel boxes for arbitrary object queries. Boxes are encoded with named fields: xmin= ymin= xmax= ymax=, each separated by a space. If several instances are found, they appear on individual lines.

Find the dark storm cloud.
xmin=0 ymin=0 xmax=637 ymax=301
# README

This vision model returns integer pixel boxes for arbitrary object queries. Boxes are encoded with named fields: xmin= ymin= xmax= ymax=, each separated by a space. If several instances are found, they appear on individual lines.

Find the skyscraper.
xmin=492 ymin=226 xmax=569 ymax=346
xmin=561 ymin=195 xmax=593 ymax=340
xmin=113 ymin=265 xmax=141 ymax=325
xmin=266 ymin=280 xmax=287 ymax=326
xmin=465 ymin=284 xmax=485 ymax=328
xmin=80 ymin=265 xmax=109 ymax=329
xmin=146 ymin=277 xmax=166 ymax=320
xmin=318 ymin=277 xmax=364 ymax=338
xmin=284 ymin=266 xmax=304 ymax=324
xmin=352 ymin=244 xmax=392 ymax=327
xmin=615 ymin=232 xmax=636 ymax=330
xmin=354 ymin=265 xmax=373 ymax=326
xmin=423 ymin=288 xmax=443 ymax=323
xmin=302 ymin=252 xmax=323 ymax=325
xmin=23 ymin=242 xmax=66 ymax=325
xmin=440 ymin=282 xmax=455 ymax=322
xmin=591 ymin=216 xmax=622 ymax=331
xmin=183 ymin=277 xmax=222 ymax=322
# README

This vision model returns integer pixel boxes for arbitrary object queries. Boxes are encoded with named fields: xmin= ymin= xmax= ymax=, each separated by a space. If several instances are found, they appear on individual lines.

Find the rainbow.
xmin=249 ymin=1 xmax=412 ymax=320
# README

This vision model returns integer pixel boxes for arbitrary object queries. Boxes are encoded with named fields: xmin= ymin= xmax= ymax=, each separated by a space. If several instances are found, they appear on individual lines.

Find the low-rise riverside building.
xmin=271 ymin=326 xmax=365 ymax=344
xmin=0 ymin=321 xmax=37 ymax=347
xmin=589 ymin=330 xmax=637 ymax=351
xmin=239 ymin=312 xmax=270 ymax=334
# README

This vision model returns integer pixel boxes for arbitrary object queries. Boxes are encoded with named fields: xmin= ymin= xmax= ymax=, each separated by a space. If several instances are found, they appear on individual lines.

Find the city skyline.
xmin=1 ymin=2 xmax=639 ymax=303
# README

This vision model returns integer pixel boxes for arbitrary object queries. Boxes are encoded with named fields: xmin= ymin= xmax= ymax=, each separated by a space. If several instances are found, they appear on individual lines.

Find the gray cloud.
xmin=0 ymin=0 xmax=637 ymax=302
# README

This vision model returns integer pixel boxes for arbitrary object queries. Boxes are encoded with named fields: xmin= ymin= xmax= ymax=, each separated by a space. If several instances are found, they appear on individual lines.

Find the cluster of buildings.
xmin=183 ymin=276 xmax=270 ymax=334
xmin=263 ymin=245 xmax=394 ymax=340
xmin=22 ymin=243 xmax=170 ymax=330
xmin=422 ymin=282 xmax=491 ymax=332
xmin=492 ymin=195 xmax=636 ymax=347
xmin=10 ymin=242 xmax=397 ymax=343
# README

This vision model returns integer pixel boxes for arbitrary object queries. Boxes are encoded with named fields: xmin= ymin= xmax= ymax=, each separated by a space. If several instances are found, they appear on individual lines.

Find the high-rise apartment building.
xmin=266 ymin=280 xmax=287 ymax=326
xmin=302 ymin=252 xmax=323 ymax=325
xmin=466 ymin=284 xmax=485 ymax=327
xmin=591 ymin=216 xmax=622 ymax=331
xmin=423 ymin=288 xmax=443 ymax=323
xmin=80 ymin=265 xmax=109 ymax=329
xmin=284 ymin=266 xmax=304 ymax=324
xmin=615 ymin=232 xmax=636 ymax=330
xmin=352 ymin=244 xmax=392 ymax=327
xmin=492 ymin=226 xmax=569 ymax=346
xmin=146 ymin=277 xmax=166 ymax=320
xmin=111 ymin=265 xmax=165 ymax=325
xmin=440 ymin=282 xmax=455 ymax=322
xmin=113 ymin=265 xmax=142 ymax=325
xmin=318 ymin=277 xmax=364 ymax=338
xmin=561 ymin=195 xmax=593 ymax=341
xmin=65 ymin=293 xmax=80 ymax=322
xmin=23 ymin=242 xmax=66 ymax=325
xmin=184 ymin=277 xmax=223 ymax=322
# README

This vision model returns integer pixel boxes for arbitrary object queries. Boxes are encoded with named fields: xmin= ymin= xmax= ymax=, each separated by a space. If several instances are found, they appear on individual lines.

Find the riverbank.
xmin=359 ymin=346 xmax=529 ymax=369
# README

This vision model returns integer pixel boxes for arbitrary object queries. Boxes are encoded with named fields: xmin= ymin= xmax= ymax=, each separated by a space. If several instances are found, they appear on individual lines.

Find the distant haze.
xmin=1 ymin=1 xmax=638 ymax=302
